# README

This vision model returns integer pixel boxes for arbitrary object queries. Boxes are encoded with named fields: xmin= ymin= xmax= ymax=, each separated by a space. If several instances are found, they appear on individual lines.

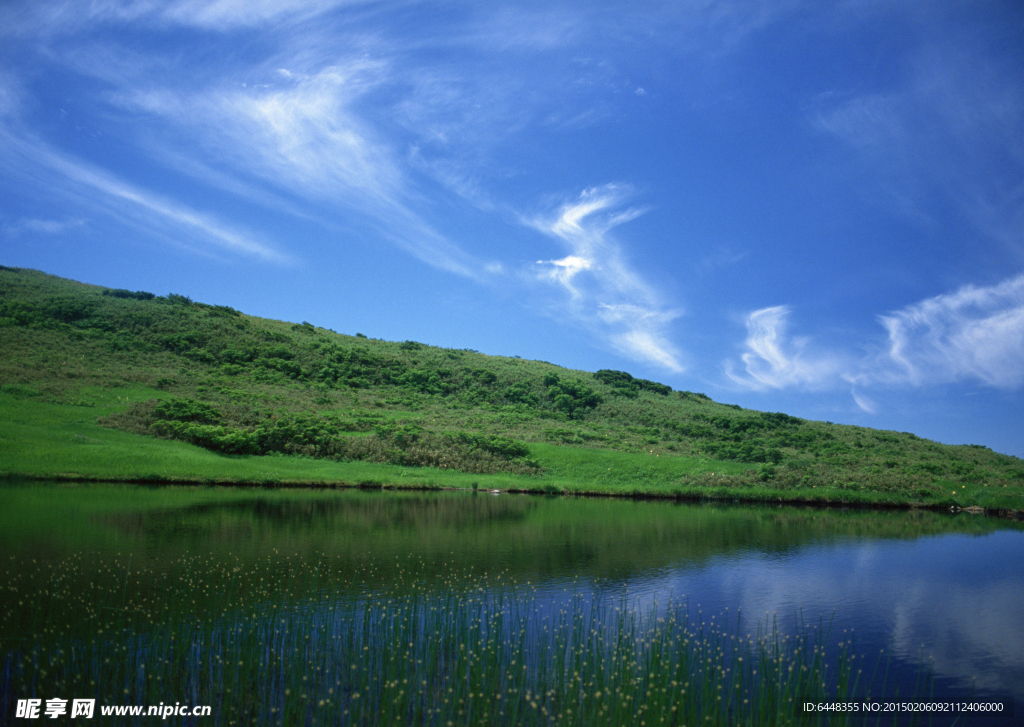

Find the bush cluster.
xmin=595 ymin=369 xmax=672 ymax=397
xmin=543 ymin=373 xmax=602 ymax=418
xmin=143 ymin=398 xmax=540 ymax=475
xmin=6 ymin=265 xmax=1023 ymax=492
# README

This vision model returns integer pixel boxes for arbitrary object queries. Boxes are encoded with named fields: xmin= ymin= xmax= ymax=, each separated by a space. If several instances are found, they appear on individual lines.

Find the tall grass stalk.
xmin=2 ymin=560 xmax=933 ymax=726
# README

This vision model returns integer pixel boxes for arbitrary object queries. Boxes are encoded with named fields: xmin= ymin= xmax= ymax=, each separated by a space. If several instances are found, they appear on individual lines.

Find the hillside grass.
xmin=2 ymin=265 xmax=1023 ymax=512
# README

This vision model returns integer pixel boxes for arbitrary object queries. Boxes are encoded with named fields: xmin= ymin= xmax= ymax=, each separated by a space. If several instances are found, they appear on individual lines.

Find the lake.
xmin=1 ymin=484 xmax=1020 ymax=725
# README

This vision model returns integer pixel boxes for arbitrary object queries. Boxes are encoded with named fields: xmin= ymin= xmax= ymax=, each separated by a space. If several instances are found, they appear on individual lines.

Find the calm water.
xmin=1 ymin=484 xmax=1021 ymax=725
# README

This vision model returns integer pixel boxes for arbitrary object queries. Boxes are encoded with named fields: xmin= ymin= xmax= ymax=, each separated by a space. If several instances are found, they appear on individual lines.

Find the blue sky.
xmin=2 ymin=0 xmax=1023 ymax=456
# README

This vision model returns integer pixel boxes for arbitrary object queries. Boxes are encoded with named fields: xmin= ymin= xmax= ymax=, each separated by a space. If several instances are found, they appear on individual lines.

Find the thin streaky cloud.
xmin=813 ymin=93 xmax=904 ymax=149
xmin=529 ymin=186 xmax=685 ymax=373
xmin=532 ymin=185 xmax=652 ymax=300
xmin=728 ymin=273 xmax=1024 ymax=395
xmin=0 ymin=72 xmax=19 ymax=117
xmin=4 ymin=217 xmax=86 ymax=235
xmin=600 ymin=304 xmax=685 ymax=374
xmin=850 ymin=389 xmax=878 ymax=415
xmin=0 ymin=127 xmax=287 ymax=263
xmin=0 ymin=0 xmax=363 ymax=35
xmin=115 ymin=62 xmax=486 ymax=279
xmin=878 ymin=274 xmax=1024 ymax=389
xmin=810 ymin=32 xmax=1024 ymax=262
xmin=536 ymin=255 xmax=593 ymax=299
xmin=726 ymin=306 xmax=846 ymax=391
xmin=160 ymin=0 xmax=365 ymax=30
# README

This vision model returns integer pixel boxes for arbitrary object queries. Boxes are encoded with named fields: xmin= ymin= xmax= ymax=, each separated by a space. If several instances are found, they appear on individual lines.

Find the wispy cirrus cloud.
xmin=878 ymin=274 xmax=1024 ymax=389
xmin=159 ymin=0 xmax=364 ymax=30
xmin=813 ymin=93 xmax=904 ymax=149
xmin=3 ymin=0 xmax=817 ymax=286
xmin=0 ymin=125 xmax=287 ymax=263
xmin=727 ymin=274 xmax=1024 ymax=401
xmin=115 ymin=62 xmax=487 ymax=278
xmin=528 ymin=185 xmax=685 ymax=372
xmin=725 ymin=306 xmax=848 ymax=391
xmin=809 ymin=26 xmax=1024 ymax=264
xmin=4 ymin=217 xmax=85 ymax=235
xmin=0 ymin=0 xmax=363 ymax=35
xmin=4 ymin=0 xmax=514 ymax=276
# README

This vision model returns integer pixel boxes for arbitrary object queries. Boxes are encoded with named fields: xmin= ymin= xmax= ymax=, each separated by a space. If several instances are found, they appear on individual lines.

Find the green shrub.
xmin=43 ymin=296 xmax=96 ymax=324
xmin=153 ymin=398 xmax=222 ymax=425
xmin=152 ymin=420 xmax=258 ymax=454
xmin=545 ymin=373 xmax=602 ymax=418
xmin=0 ymin=384 xmax=42 ymax=398
xmin=103 ymin=289 xmax=155 ymax=300
xmin=502 ymin=382 xmax=539 ymax=406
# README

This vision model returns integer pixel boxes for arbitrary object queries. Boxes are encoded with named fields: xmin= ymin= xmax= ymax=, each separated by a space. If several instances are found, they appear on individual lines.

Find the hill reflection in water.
xmin=2 ymin=485 xmax=1021 ymax=722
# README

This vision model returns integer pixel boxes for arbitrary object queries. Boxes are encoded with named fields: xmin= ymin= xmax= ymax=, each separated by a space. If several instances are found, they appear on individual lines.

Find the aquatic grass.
xmin=1 ymin=553 xmax=935 ymax=726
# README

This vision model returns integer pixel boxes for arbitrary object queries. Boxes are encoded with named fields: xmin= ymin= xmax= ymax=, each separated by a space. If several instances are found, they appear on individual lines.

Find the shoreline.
xmin=6 ymin=470 xmax=1022 ymax=520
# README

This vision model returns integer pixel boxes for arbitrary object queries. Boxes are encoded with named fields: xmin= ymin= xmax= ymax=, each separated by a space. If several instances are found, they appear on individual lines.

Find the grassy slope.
xmin=1 ymin=265 xmax=1022 ymax=512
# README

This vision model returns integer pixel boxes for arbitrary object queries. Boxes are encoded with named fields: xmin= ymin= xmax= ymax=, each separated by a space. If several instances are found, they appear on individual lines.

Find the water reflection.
xmin=617 ymin=531 xmax=1024 ymax=708
xmin=1 ymin=485 xmax=1021 ymax=723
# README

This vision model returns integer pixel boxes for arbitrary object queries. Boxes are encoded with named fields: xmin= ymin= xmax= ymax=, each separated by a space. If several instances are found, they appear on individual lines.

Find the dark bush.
xmin=545 ymin=373 xmax=602 ymax=418
xmin=466 ymin=368 xmax=498 ymax=385
xmin=594 ymin=369 xmax=671 ymax=397
xmin=760 ymin=411 xmax=803 ymax=427
xmin=157 ymin=333 xmax=203 ymax=354
xmin=103 ymin=289 xmax=155 ymax=300
xmin=220 ymin=347 xmax=257 ymax=364
xmin=153 ymin=398 xmax=222 ymax=425
xmin=502 ymin=383 xmax=539 ymax=407
xmin=595 ymin=369 xmax=635 ymax=387
xmin=43 ymin=296 xmax=96 ymax=323
xmin=152 ymin=421 xmax=257 ymax=454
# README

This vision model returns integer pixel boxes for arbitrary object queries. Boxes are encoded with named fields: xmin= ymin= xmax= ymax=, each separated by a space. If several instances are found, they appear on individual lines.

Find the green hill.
xmin=2 ymin=265 xmax=1022 ymax=512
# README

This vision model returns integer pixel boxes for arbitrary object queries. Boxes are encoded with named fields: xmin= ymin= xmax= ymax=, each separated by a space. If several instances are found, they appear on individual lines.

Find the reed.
xmin=1 ymin=554 xmax=930 ymax=726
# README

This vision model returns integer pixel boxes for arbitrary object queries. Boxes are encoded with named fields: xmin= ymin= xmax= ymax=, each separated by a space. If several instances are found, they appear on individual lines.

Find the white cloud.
xmin=4 ymin=5 xmax=525 ymax=278
xmin=160 ymin=0 xmax=359 ymax=29
xmin=0 ymin=127 xmax=286 ymax=262
xmin=809 ymin=25 xmax=1024 ymax=263
xmin=726 ymin=306 xmax=846 ymax=391
xmin=878 ymin=274 xmax=1024 ymax=388
xmin=728 ymin=274 xmax=1024 ymax=398
xmin=528 ymin=185 xmax=685 ymax=372
xmin=5 ymin=217 xmax=86 ymax=235
xmin=813 ymin=93 xmax=903 ymax=148
xmin=0 ymin=72 xmax=20 ymax=118
xmin=600 ymin=305 xmax=685 ymax=373
xmin=0 ymin=0 xmax=359 ymax=34
xmin=536 ymin=255 xmax=593 ymax=298
xmin=850 ymin=389 xmax=877 ymax=414
xmin=532 ymin=185 xmax=650 ymax=299
xmin=116 ymin=63 xmax=486 ymax=278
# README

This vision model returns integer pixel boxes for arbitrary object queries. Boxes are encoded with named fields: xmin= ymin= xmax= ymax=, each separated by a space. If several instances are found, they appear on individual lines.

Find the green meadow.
xmin=2 ymin=265 xmax=1023 ymax=512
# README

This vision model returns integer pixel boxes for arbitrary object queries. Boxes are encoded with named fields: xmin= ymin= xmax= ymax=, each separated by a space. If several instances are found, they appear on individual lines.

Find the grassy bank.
xmin=4 ymin=389 xmax=1022 ymax=513
xmin=2 ymin=265 xmax=1023 ymax=513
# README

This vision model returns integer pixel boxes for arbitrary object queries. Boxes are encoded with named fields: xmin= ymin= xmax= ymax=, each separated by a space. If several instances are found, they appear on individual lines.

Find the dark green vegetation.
xmin=7 ymin=486 xmax=996 ymax=726
xmin=2 ymin=265 xmax=1023 ymax=511
xmin=0 ymin=561 xmax=921 ymax=726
